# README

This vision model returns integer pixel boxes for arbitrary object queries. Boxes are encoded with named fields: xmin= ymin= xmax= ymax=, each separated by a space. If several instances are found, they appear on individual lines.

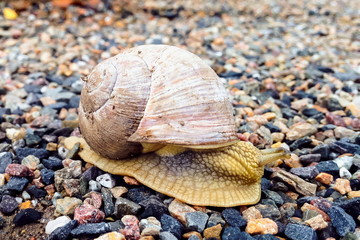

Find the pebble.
xmin=221 ymin=227 xmax=243 ymax=240
xmin=15 ymin=147 xmax=49 ymax=160
xmin=101 ymin=187 xmax=115 ymax=216
xmin=127 ymin=186 xmax=154 ymax=203
xmin=339 ymin=167 xmax=352 ymax=179
xmin=109 ymin=186 xmax=128 ymax=198
xmin=0 ymin=152 xmax=13 ymax=173
xmin=315 ymin=172 xmax=333 ymax=185
xmin=95 ymin=231 xmax=126 ymax=240
xmin=55 ymin=197 xmax=82 ymax=216
xmin=21 ymin=155 xmax=40 ymax=170
xmin=207 ymin=211 xmax=226 ymax=227
xmin=139 ymin=196 xmax=168 ymax=219
xmin=6 ymin=176 xmax=29 ymax=191
xmin=299 ymin=153 xmax=322 ymax=164
xmin=222 ymin=208 xmax=247 ymax=228
xmin=41 ymin=168 xmax=55 ymax=185
xmin=242 ymin=207 xmax=263 ymax=221
xmin=168 ymin=199 xmax=195 ymax=224
xmin=0 ymin=174 xmax=5 ymax=186
xmin=159 ymin=231 xmax=178 ymax=240
xmin=286 ymin=123 xmax=317 ymax=141
xmin=315 ymin=161 xmax=339 ymax=174
xmin=290 ymin=166 xmax=319 ymax=179
xmin=27 ymin=185 xmax=47 ymax=198
xmin=245 ymin=218 xmax=278 ymax=235
xmin=71 ymin=222 xmax=111 ymax=237
xmin=45 ymin=216 xmax=72 ymax=234
xmin=89 ymin=180 xmax=102 ymax=191
xmin=140 ymin=217 xmax=162 ymax=236
xmin=0 ymin=195 xmax=19 ymax=214
xmin=114 ymin=197 xmax=142 ymax=218
xmin=96 ymin=173 xmax=116 ymax=188
xmin=185 ymin=211 xmax=209 ymax=232
xmin=334 ymin=127 xmax=357 ymax=139
xmin=304 ymin=214 xmax=328 ymax=230
xmin=333 ymin=178 xmax=352 ymax=194
xmin=120 ymin=215 xmax=140 ymax=240
xmin=13 ymin=208 xmax=42 ymax=227
xmin=329 ymin=206 xmax=356 ymax=237
xmin=42 ymin=157 xmax=63 ymax=170
xmin=311 ymin=145 xmax=330 ymax=160
xmin=203 ymin=224 xmax=222 ymax=240
xmin=254 ymin=204 xmax=281 ymax=221
xmin=284 ymin=223 xmax=317 ymax=240
xmin=161 ymin=214 xmax=183 ymax=239
xmin=271 ymin=169 xmax=317 ymax=196
xmin=334 ymin=156 xmax=354 ymax=170
xmin=74 ymin=204 xmax=105 ymax=224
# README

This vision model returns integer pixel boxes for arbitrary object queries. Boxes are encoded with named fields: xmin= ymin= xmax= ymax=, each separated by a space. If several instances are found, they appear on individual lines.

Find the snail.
xmin=64 ymin=45 xmax=290 ymax=207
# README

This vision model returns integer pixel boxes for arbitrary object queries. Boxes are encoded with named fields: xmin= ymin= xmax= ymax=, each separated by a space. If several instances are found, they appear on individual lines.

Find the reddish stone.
xmin=325 ymin=112 xmax=346 ymax=127
xmin=5 ymin=164 xmax=34 ymax=177
xmin=83 ymin=192 xmax=103 ymax=209
xmin=74 ymin=204 xmax=105 ymax=224
xmin=120 ymin=215 xmax=140 ymax=240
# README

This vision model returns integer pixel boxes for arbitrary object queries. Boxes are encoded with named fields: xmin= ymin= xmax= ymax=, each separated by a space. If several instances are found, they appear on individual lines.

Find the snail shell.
xmin=79 ymin=45 xmax=237 ymax=159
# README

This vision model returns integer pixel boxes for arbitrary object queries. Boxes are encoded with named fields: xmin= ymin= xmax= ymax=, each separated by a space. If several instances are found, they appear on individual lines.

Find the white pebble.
xmin=334 ymin=156 xmax=353 ymax=170
xmin=15 ymin=197 xmax=23 ymax=204
xmin=89 ymin=180 xmax=102 ymax=191
xmin=96 ymin=173 xmax=116 ymax=188
xmin=45 ymin=216 xmax=71 ymax=234
xmin=22 ymin=191 xmax=31 ymax=200
xmin=339 ymin=167 xmax=352 ymax=179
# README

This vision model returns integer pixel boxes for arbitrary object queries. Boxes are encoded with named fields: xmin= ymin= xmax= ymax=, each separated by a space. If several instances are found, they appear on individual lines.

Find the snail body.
xmin=66 ymin=45 xmax=290 ymax=207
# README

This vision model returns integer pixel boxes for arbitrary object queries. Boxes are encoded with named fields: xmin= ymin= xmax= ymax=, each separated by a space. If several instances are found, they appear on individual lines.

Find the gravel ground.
xmin=0 ymin=0 xmax=359 ymax=239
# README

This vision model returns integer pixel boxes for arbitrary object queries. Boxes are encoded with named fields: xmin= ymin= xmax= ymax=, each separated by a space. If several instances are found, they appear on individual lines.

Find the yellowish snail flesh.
xmin=64 ymin=45 xmax=290 ymax=207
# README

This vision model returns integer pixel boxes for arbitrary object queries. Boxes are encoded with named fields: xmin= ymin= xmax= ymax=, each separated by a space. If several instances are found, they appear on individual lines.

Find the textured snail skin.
xmin=64 ymin=136 xmax=289 ymax=207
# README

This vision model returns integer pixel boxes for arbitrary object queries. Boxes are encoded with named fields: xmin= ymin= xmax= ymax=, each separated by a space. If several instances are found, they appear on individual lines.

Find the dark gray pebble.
xmin=48 ymin=220 xmax=78 ymax=240
xmin=70 ymin=222 xmax=111 ymax=237
xmin=0 ymin=152 xmax=13 ymax=173
xmin=13 ymin=208 xmax=42 ymax=227
xmin=329 ymin=206 xmax=356 ymax=237
xmin=114 ymin=197 xmax=141 ymax=218
xmin=41 ymin=168 xmax=55 ymax=185
xmin=302 ymin=108 xmax=322 ymax=117
xmin=221 ymin=227 xmax=244 ymax=240
xmin=290 ymin=166 xmax=319 ymax=179
xmin=262 ymin=190 xmax=284 ymax=205
xmin=289 ymin=137 xmax=312 ymax=151
xmin=0 ymin=216 xmax=5 ymax=229
xmin=161 ymin=214 xmax=183 ymax=239
xmin=264 ymin=123 xmax=281 ymax=132
xmin=207 ymin=212 xmax=225 ymax=228
xmin=27 ymin=185 xmax=47 ymax=198
xmin=127 ymin=186 xmax=154 ymax=203
xmin=221 ymin=208 xmax=247 ymax=228
xmin=284 ymin=223 xmax=317 ymax=240
xmin=47 ymin=102 xmax=68 ymax=110
xmin=6 ymin=177 xmax=29 ymax=192
xmin=333 ymin=72 xmax=360 ymax=81
xmin=261 ymin=178 xmax=272 ymax=191
xmin=0 ymin=195 xmax=18 ymax=214
xmin=108 ymin=220 xmax=124 ymax=232
xmin=139 ymin=195 xmax=167 ymax=219
xmin=315 ymin=161 xmax=339 ymax=174
xmin=299 ymin=153 xmax=322 ymax=164
xmin=331 ymin=141 xmax=360 ymax=155
xmin=101 ymin=187 xmax=115 ymax=217
xmin=185 ymin=211 xmax=209 ymax=232
xmin=334 ymin=197 xmax=360 ymax=219
xmin=69 ymin=95 xmax=80 ymax=108
xmin=42 ymin=157 xmax=63 ymax=170
xmin=15 ymin=148 xmax=49 ymax=160
xmin=159 ymin=231 xmax=178 ymax=240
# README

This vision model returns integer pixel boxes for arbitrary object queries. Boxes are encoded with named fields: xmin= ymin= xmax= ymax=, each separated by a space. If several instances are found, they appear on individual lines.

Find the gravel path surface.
xmin=0 ymin=0 xmax=359 ymax=239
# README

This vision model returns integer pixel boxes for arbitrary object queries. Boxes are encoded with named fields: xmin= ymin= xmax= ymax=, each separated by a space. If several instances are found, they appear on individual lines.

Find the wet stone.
xmin=222 ymin=208 xmax=247 ymax=228
xmin=328 ymin=206 xmax=356 ymax=237
xmin=13 ymin=208 xmax=42 ymax=227
xmin=161 ymin=214 xmax=183 ymax=239
xmin=114 ymin=197 xmax=141 ymax=218
xmin=6 ymin=176 xmax=29 ymax=192
xmin=0 ymin=195 xmax=18 ymax=214
xmin=185 ymin=211 xmax=209 ymax=232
